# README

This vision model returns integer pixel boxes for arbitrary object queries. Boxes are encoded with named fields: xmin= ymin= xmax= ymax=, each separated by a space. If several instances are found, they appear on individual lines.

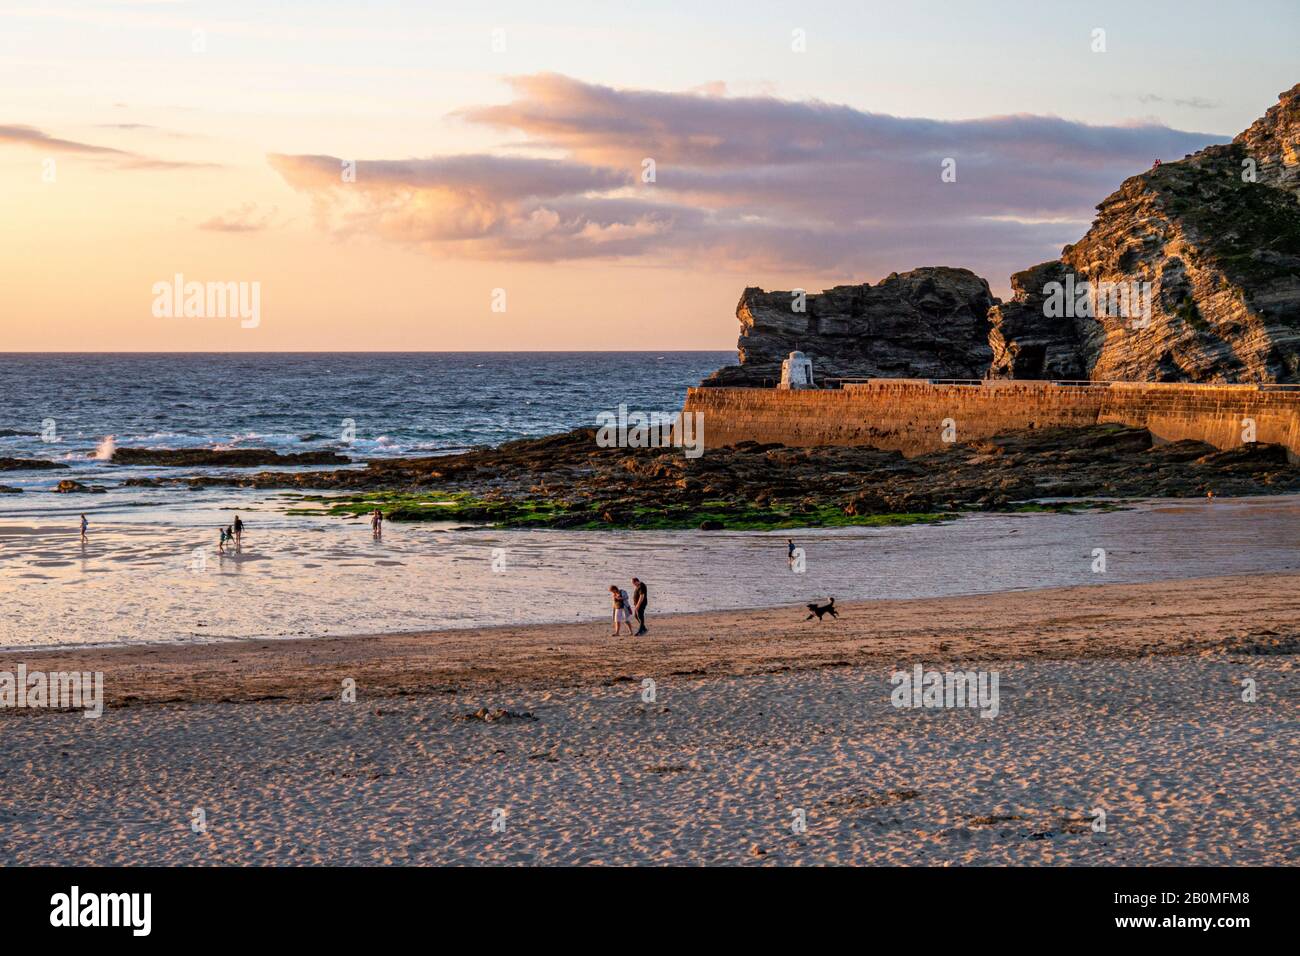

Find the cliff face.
xmin=995 ymin=83 xmax=1300 ymax=383
xmin=702 ymin=267 xmax=995 ymax=386
xmin=986 ymin=261 xmax=1087 ymax=380
xmin=1235 ymin=82 xmax=1300 ymax=200
xmin=710 ymin=83 xmax=1300 ymax=387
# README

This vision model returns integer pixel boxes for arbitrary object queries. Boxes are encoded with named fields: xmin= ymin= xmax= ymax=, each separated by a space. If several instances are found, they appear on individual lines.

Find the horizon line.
xmin=0 ymin=349 xmax=737 ymax=355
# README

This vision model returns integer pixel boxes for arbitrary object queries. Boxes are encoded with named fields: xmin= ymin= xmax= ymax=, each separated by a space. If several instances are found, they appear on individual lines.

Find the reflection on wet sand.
xmin=3 ymin=494 xmax=1299 ymax=648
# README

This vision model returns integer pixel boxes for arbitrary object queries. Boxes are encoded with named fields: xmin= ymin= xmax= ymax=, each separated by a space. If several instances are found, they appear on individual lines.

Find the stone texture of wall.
xmin=681 ymin=381 xmax=1300 ymax=460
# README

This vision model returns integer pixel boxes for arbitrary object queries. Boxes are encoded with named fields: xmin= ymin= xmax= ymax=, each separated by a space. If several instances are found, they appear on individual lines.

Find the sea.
xmin=3 ymin=352 xmax=1299 ymax=648
xmin=0 ymin=352 xmax=733 ymax=504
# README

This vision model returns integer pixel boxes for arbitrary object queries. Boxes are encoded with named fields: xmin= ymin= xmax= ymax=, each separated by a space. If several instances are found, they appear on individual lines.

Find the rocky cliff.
xmin=1236 ymin=82 xmax=1300 ymax=200
xmin=712 ymin=83 xmax=1300 ymax=387
xmin=986 ymin=83 xmax=1300 ymax=384
xmin=702 ymin=267 xmax=995 ymax=386
xmin=986 ymin=261 xmax=1087 ymax=380
xmin=1056 ymin=140 xmax=1300 ymax=382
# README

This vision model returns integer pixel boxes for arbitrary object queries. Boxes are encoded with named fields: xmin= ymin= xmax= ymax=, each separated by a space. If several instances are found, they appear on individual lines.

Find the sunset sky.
xmin=2 ymin=0 xmax=1296 ymax=351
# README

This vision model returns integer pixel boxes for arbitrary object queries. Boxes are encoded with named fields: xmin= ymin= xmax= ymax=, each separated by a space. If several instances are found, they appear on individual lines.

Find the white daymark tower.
xmin=779 ymin=350 xmax=815 ymax=389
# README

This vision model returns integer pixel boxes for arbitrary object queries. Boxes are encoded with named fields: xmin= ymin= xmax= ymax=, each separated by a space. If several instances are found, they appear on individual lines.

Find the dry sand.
xmin=1 ymin=573 xmax=1297 ymax=865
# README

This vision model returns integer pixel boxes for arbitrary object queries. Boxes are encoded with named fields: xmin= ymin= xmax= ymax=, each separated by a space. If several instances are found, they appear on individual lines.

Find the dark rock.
xmin=111 ymin=448 xmax=351 ymax=467
xmin=454 ymin=707 xmax=538 ymax=724
xmin=987 ymin=261 xmax=1087 ymax=379
xmin=0 ymin=457 xmax=68 ymax=471
xmin=144 ymin=418 xmax=1300 ymax=529
xmin=0 ymin=485 xmax=22 ymax=494
xmin=54 ymin=479 xmax=106 ymax=493
xmin=703 ymin=267 xmax=996 ymax=387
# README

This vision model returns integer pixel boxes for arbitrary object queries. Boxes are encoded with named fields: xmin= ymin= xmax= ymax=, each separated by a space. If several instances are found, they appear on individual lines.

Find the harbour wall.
xmin=680 ymin=380 xmax=1300 ymax=459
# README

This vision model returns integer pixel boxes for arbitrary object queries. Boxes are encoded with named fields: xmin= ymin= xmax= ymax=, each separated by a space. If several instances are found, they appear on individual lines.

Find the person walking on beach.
xmin=233 ymin=514 xmax=243 ymax=545
xmin=218 ymin=525 xmax=227 ymax=554
xmin=632 ymin=577 xmax=648 ymax=635
xmin=787 ymin=537 xmax=796 ymax=568
xmin=79 ymin=514 xmax=88 ymax=544
xmin=371 ymin=508 xmax=383 ymax=537
xmin=609 ymin=584 xmax=635 ymax=636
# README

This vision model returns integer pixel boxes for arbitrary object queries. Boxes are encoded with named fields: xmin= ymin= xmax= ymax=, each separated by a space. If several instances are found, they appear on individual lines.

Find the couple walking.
xmin=609 ymin=578 xmax=648 ymax=636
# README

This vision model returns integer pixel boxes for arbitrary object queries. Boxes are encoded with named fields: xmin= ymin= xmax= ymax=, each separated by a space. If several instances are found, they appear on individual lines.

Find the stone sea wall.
xmin=680 ymin=381 xmax=1300 ymax=460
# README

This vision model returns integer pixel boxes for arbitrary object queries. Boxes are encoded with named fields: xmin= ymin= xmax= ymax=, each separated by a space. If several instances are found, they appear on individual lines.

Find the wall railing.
xmin=819 ymin=377 xmax=1300 ymax=392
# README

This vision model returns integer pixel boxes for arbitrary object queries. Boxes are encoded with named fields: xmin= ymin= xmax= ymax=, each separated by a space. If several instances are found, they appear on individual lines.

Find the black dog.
xmin=804 ymin=597 xmax=838 ymax=621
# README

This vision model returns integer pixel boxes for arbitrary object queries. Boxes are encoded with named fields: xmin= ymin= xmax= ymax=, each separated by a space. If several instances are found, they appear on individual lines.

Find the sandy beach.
xmin=2 ymin=572 xmax=1296 ymax=865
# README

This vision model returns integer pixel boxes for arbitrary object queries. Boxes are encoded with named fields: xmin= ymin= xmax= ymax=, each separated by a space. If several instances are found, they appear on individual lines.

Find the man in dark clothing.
xmin=631 ymin=577 xmax=648 ymax=635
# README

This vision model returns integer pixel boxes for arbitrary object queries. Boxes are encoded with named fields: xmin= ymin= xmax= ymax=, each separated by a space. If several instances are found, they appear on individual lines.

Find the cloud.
xmin=0 ymin=124 xmax=127 ymax=155
xmin=269 ymin=74 xmax=1227 ymax=281
xmin=199 ymin=202 xmax=279 ymax=233
xmin=1 ymin=122 xmax=219 ymax=170
xmin=1138 ymin=93 xmax=1221 ymax=110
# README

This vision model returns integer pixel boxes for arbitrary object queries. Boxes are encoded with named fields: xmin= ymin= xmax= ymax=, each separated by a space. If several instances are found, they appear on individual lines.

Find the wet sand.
xmin=4 ymin=571 xmax=1297 ymax=706
xmin=2 ymin=573 xmax=1296 ymax=865
xmin=7 ymin=494 xmax=1300 ymax=648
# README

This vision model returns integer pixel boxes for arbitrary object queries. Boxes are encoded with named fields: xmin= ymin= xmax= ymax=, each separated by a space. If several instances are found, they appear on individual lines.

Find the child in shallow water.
xmin=218 ymin=526 xmax=227 ymax=554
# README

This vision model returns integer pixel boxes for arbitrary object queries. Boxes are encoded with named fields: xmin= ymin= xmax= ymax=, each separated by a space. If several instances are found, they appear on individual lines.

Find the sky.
xmin=1 ymin=0 xmax=1296 ymax=351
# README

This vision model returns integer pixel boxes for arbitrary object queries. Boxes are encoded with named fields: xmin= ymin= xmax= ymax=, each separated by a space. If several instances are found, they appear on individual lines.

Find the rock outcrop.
xmin=986 ymin=261 xmax=1087 ymax=380
xmin=0 ymin=457 xmax=68 ymax=471
xmin=995 ymin=83 xmax=1300 ymax=383
xmin=178 ymin=424 xmax=1300 ymax=528
xmin=702 ymin=267 xmax=995 ymax=386
xmin=54 ymin=479 xmax=106 ymax=493
xmin=711 ymin=83 xmax=1300 ymax=387
xmin=110 ymin=448 xmax=351 ymax=467
xmin=1235 ymin=82 xmax=1300 ymax=200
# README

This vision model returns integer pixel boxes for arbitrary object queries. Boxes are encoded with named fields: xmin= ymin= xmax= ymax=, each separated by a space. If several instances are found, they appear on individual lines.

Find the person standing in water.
xmin=218 ymin=526 xmax=227 ymax=554
xmin=79 ymin=514 xmax=88 ymax=543
xmin=371 ymin=508 xmax=383 ymax=537
xmin=233 ymin=514 xmax=243 ymax=546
